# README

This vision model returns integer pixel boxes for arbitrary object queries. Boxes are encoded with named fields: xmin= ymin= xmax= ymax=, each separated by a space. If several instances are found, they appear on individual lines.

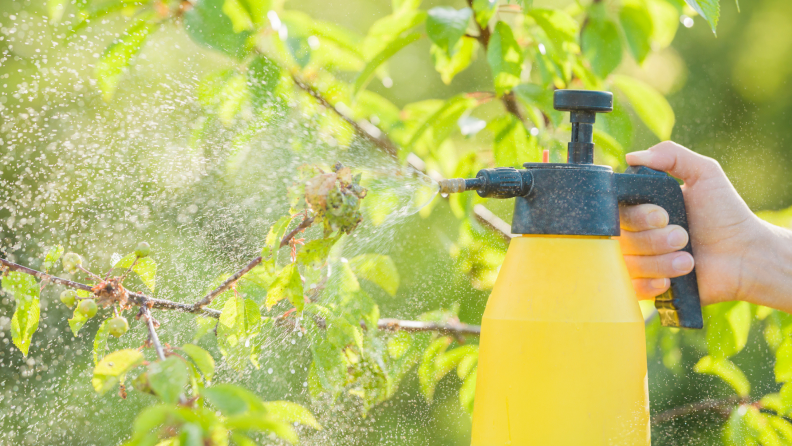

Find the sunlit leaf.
xmin=93 ymin=319 xmax=111 ymax=365
xmin=224 ymin=414 xmax=298 ymax=444
xmin=2 ymin=272 xmax=39 ymax=356
xmin=266 ymin=263 xmax=304 ymax=311
xmin=297 ymin=236 xmax=340 ymax=269
xmin=349 ymin=254 xmax=400 ymax=297
xmin=418 ymin=337 xmax=452 ymax=402
xmin=488 ymin=115 xmax=539 ymax=167
xmin=48 ymin=0 xmax=66 ymax=23
xmin=68 ymin=307 xmax=88 ymax=337
xmin=426 ymin=7 xmax=472 ymax=55
xmin=262 ymin=215 xmax=292 ymax=258
xmin=612 ymin=75 xmax=675 ymax=140
xmin=354 ymin=32 xmax=423 ymax=94
xmin=487 ymin=22 xmax=523 ymax=96
xmin=248 ymin=55 xmax=281 ymax=112
xmin=185 ymin=0 xmax=251 ymax=60
xmin=431 ymin=37 xmax=477 ymax=85
xmin=148 ymin=357 xmax=190 ymax=404
xmin=114 ymin=253 xmax=157 ymax=292
xmin=685 ymin=0 xmax=720 ymax=34
xmin=694 ymin=355 xmax=750 ymax=397
xmin=203 ymin=383 xmax=266 ymax=415
xmin=647 ymin=0 xmax=680 ymax=49
xmin=620 ymin=1 xmax=653 ymax=64
xmin=181 ymin=344 xmax=216 ymax=383
xmin=96 ymin=19 xmax=156 ymax=102
xmin=528 ymin=9 xmax=579 ymax=53
xmin=223 ymin=0 xmax=254 ymax=33
xmin=705 ymin=301 xmax=751 ymax=359
xmin=513 ymin=83 xmax=563 ymax=126
xmin=42 ymin=245 xmax=64 ymax=272
xmin=775 ymin=338 xmax=792 ymax=383
xmin=92 ymin=349 xmax=144 ymax=394
xmin=261 ymin=401 xmax=322 ymax=430
xmin=471 ymin=0 xmax=497 ymax=28
xmin=581 ymin=6 xmax=622 ymax=78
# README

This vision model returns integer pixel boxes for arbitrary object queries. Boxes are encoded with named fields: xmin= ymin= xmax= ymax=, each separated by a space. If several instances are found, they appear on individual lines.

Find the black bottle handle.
xmin=614 ymin=166 xmax=704 ymax=329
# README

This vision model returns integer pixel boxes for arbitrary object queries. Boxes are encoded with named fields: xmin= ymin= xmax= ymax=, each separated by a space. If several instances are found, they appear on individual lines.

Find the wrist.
xmin=739 ymin=219 xmax=792 ymax=311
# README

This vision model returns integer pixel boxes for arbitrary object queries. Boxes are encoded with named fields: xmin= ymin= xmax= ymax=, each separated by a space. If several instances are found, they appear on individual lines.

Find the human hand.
xmin=616 ymin=141 xmax=768 ymax=306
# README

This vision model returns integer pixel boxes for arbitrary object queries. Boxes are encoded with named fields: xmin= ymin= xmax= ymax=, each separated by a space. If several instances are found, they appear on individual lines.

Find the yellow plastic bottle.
xmin=470 ymin=235 xmax=650 ymax=446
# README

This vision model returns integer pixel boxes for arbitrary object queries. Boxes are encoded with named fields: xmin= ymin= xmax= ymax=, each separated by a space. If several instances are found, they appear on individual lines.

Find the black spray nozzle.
xmin=553 ymin=90 xmax=613 ymax=164
xmin=439 ymin=168 xmax=533 ymax=199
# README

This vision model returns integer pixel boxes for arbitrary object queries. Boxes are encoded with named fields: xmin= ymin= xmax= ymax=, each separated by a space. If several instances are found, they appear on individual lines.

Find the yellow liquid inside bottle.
xmin=470 ymin=235 xmax=650 ymax=446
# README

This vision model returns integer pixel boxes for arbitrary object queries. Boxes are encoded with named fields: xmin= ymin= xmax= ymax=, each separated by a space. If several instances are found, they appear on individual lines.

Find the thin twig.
xmin=279 ymin=216 xmax=315 ymax=248
xmin=77 ymin=264 xmax=103 ymax=282
xmin=377 ymin=318 xmax=481 ymax=336
xmin=142 ymin=306 xmax=166 ymax=361
xmin=651 ymin=396 xmax=747 ymax=425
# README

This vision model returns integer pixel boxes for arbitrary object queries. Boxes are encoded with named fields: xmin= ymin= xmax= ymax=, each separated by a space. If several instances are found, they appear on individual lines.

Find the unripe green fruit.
xmin=62 ymin=252 xmax=83 ymax=274
xmin=59 ymin=290 xmax=77 ymax=307
xmin=77 ymin=299 xmax=98 ymax=318
xmin=134 ymin=242 xmax=151 ymax=258
xmin=107 ymin=317 xmax=129 ymax=337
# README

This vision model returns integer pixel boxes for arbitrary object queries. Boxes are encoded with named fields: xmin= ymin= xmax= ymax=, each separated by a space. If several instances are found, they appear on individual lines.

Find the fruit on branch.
xmin=107 ymin=317 xmax=129 ymax=337
xmin=60 ymin=290 xmax=77 ymax=307
xmin=62 ymin=252 xmax=83 ymax=274
xmin=77 ymin=299 xmax=98 ymax=318
xmin=134 ymin=242 xmax=151 ymax=258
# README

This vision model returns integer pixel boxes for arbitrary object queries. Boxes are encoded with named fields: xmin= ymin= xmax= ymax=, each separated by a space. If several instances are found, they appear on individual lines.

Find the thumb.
xmin=625 ymin=141 xmax=721 ymax=186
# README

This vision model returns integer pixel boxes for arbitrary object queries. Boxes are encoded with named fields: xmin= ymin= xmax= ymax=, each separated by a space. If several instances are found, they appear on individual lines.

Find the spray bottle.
xmin=439 ymin=90 xmax=703 ymax=445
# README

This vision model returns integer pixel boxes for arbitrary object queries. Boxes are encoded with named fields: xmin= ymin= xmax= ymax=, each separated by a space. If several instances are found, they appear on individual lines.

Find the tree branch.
xmin=279 ymin=216 xmax=315 ymax=248
xmin=142 ymin=305 xmax=166 ymax=361
xmin=651 ymin=396 xmax=747 ymax=425
xmin=377 ymin=318 xmax=481 ymax=336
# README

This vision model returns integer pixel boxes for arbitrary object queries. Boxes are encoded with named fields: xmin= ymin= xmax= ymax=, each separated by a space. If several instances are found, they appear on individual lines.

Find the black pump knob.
xmin=553 ymin=90 xmax=613 ymax=164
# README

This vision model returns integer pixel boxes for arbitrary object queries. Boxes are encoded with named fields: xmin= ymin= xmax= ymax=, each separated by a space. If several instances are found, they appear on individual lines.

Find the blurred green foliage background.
xmin=1 ymin=0 xmax=792 ymax=445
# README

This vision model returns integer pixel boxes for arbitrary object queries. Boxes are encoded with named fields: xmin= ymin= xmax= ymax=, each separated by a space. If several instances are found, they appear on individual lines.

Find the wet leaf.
xmin=418 ymin=337 xmax=452 ymax=402
xmin=262 ymin=215 xmax=293 ymax=258
xmin=2 ymin=272 xmax=40 ymax=356
xmin=706 ymin=301 xmax=751 ymax=359
xmin=685 ymin=0 xmax=720 ymax=34
xmin=426 ymin=7 xmax=472 ymax=55
xmin=488 ymin=115 xmax=539 ymax=167
xmin=528 ymin=9 xmax=579 ymax=53
xmin=297 ymin=236 xmax=340 ymax=269
xmin=68 ymin=308 xmax=88 ymax=337
xmin=487 ymin=22 xmax=523 ymax=96
xmin=148 ymin=357 xmax=190 ymax=404
xmin=775 ymin=338 xmax=792 ymax=382
xmin=184 ymin=0 xmax=251 ymax=59
xmin=92 ymin=349 xmax=144 ymax=394
xmin=202 ymin=383 xmax=266 ymax=415
xmin=93 ymin=319 xmax=111 ymax=365
xmin=224 ymin=414 xmax=298 ymax=444
xmin=96 ymin=19 xmax=157 ymax=102
xmin=181 ymin=344 xmax=216 ymax=383
xmin=266 ymin=263 xmax=304 ymax=311
xmin=349 ymin=254 xmax=399 ymax=296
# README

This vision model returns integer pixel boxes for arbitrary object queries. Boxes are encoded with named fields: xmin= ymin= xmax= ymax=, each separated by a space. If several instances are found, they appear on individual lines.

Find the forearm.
xmin=741 ymin=221 xmax=792 ymax=313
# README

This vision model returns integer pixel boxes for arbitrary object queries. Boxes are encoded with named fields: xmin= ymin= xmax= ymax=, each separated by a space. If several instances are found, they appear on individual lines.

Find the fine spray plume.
xmin=444 ymin=89 xmax=704 ymax=445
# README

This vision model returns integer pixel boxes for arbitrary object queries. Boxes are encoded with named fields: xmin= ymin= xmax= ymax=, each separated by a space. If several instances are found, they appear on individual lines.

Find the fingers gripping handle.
xmin=615 ymin=166 xmax=704 ymax=329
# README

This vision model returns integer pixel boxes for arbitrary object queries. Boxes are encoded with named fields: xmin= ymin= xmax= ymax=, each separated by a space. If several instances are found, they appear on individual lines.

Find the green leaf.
xmin=619 ymin=2 xmax=653 ymax=64
xmin=349 ymin=254 xmax=400 ymax=296
xmin=202 ymin=383 xmax=266 ymax=415
xmin=181 ymin=344 xmax=216 ymax=383
xmin=92 ymin=349 xmax=144 ymax=394
xmin=224 ymin=414 xmax=298 ymax=444
xmin=2 ymin=272 xmax=40 ymax=356
xmin=487 ymin=22 xmax=523 ymax=96
xmin=488 ymin=115 xmax=539 ymax=167
xmin=262 ymin=216 xmax=292 ymax=258
xmin=472 ymin=0 xmax=497 ymax=28
xmin=612 ymin=75 xmax=675 ymax=140
xmin=723 ymin=405 xmax=756 ymax=446
xmin=431 ymin=37 xmax=477 ymax=85
xmin=513 ymin=83 xmax=563 ymax=126
xmin=694 ymin=355 xmax=751 ymax=397
xmin=184 ymin=0 xmax=251 ymax=60
xmin=218 ymin=296 xmax=263 ymax=369
xmin=407 ymin=95 xmax=477 ymax=150
xmin=418 ymin=337 xmax=452 ymax=402
xmin=528 ymin=9 xmax=579 ymax=52
xmin=266 ymin=264 xmax=304 ymax=311
xmin=68 ymin=307 xmax=88 ymax=337
xmin=775 ymin=338 xmax=792 ymax=383
xmin=459 ymin=367 xmax=477 ymax=413
xmin=248 ymin=55 xmax=281 ymax=112
xmin=581 ymin=10 xmax=622 ymax=78
xmin=297 ymin=236 xmax=340 ymax=269
xmin=93 ymin=319 xmax=111 ymax=365
xmin=426 ymin=7 xmax=472 ymax=55
xmin=48 ymin=0 xmax=66 ymax=23
xmin=599 ymin=96 xmax=634 ymax=150
xmin=685 ymin=0 xmax=720 ymax=34
xmin=114 ymin=253 xmax=157 ymax=292
xmin=362 ymin=7 xmax=426 ymax=58
xmin=781 ymin=382 xmax=792 ymax=412
xmin=354 ymin=32 xmax=422 ymax=94
xmin=705 ymin=301 xmax=751 ymax=359
xmin=647 ymin=0 xmax=680 ymax=49
xmin=96 ymin=19 xmax=156 ymax=102
xmin=593 ymin=129 xmax=624 ymax=159
xmin=771 ymin=416 xmax=792 ymax=443
xmin=148 ymin=357 xmax=190 ymax=404
xmin=42 ymin=245 xmax=64 ymax=272
xmin=261 ymin=401 xmax=322 ymax=430
xmin=222 ymin=0 xmax=253 ymax=33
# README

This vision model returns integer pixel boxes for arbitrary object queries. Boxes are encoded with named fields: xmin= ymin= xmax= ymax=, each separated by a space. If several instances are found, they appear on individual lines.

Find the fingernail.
xmin=667 ymin=227 xmax=688 ymax=249
xmin=648 ymin=210 xmax=667 ymax=228
xmin=672 ymin=255 xmax=694 ymax=273
xmin=626 ymin=151 xmax=649 ymax=163
xmin=650 ymin=278 xmax=669 ymax=289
